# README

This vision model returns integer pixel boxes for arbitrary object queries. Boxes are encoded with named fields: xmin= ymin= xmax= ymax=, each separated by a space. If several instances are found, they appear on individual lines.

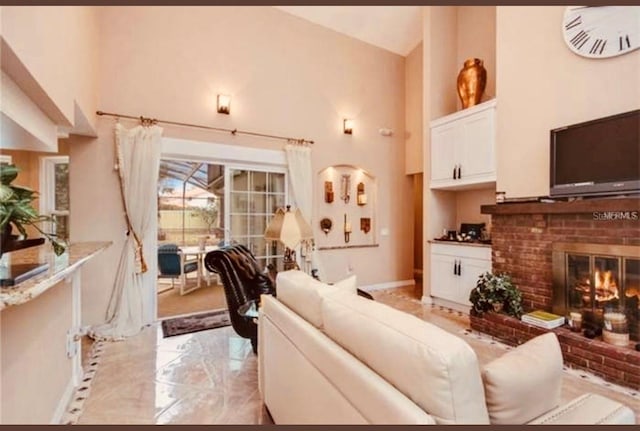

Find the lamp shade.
xmin=264 ymin=206 xmax=313 ymax=249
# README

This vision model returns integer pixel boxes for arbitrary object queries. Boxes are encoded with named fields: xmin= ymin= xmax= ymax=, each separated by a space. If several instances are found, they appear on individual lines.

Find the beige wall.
xmin=405 ymin=42 xmax=423 ymax=175
xmin=456 ymin=6 xmax=496 ymax=108
xmin=1 ymin=280 xmax=73 ymax=423
xmin=455 ymin=187 xmax=494 ymax=233
xmin=413 ymin=173 xmax=423 ymax=273
xmin=1 ymin=6 xmax=99 ymax=134
xmin=496 ymin=6 xmax=640 ymax=199
xmin=70 ymin=6 xmax=412 ymax=325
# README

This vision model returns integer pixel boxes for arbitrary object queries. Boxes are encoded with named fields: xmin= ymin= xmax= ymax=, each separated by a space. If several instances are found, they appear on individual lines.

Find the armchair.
xmin=204 ymin=244 xmax=275 ymax=353
xmin=157 ymin=243 xmax=199 ymax=295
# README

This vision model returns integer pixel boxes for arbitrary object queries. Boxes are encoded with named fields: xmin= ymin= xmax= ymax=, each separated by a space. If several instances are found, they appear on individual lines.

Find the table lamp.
xmin=264 ymin=205 xmax=313 ymax=271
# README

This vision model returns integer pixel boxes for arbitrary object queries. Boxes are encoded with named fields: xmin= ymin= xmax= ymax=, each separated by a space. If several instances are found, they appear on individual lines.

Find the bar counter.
xmin=0 ymin=241 xmax=111 ymax=311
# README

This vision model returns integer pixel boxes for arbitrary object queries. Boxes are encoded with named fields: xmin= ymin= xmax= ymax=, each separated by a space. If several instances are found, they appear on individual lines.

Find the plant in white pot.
xmin=0 ymin=164 xmax=65 ymax=256
xmin=469 ymin=271 xmax=523 ymax=318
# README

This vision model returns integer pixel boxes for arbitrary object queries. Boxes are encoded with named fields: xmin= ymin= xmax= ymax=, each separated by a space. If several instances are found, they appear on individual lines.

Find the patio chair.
xmin=157 ymin=243 xmax=199 ymax=295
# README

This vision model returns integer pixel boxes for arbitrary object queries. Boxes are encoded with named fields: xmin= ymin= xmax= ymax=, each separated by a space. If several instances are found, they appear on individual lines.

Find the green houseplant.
xmin=469 ymin=271 xmax=523 ymax=318
xmin=0 ymin=164 xmax=65 ymax=256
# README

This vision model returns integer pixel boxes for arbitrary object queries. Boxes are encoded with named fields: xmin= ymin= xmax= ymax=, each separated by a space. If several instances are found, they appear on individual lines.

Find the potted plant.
xmin=469 ymin=271 xmax=523 ymax=318
xmin=0 ymin=164 xmax=65 ymax=256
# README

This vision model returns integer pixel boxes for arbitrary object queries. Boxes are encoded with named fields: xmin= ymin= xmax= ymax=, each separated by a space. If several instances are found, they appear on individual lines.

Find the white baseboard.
xmin=51 ymin=378 xmax=75 ymax=424
xmin=426 ymin=296 xmax=471 ymax=314
xmin=360 ymin=279 xmax=415 ymax=292
xmin=421 ymin=295 xmax=434 ymax=304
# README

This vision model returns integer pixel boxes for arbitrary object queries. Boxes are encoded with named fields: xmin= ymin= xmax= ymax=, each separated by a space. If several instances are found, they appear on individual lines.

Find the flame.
xmin=594 ymin=270 xmax=619 ymax=302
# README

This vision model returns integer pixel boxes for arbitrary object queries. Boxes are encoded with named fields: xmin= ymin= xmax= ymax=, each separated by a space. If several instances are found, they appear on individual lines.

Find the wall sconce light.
xmin=217 ymin=94 xmax=231 ymax=114
xmin=343 ymin=118 xmax=354 ymax=134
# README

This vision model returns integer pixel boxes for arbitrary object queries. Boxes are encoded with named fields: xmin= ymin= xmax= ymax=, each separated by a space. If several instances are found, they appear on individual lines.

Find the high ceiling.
xmin=275 ymin=6 xmax=423 ymax=56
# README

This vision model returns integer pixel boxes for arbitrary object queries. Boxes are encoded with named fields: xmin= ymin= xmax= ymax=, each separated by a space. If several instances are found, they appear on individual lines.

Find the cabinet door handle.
xmin=453 ymin=261 xmax=457 ymax=275
xmin=452 ymin=165 xmax=457 ymax=180
xmin=457 ymin=165 xmax=462 ymax=179
xmin=457 ymin=261 xmax=461 ymax=276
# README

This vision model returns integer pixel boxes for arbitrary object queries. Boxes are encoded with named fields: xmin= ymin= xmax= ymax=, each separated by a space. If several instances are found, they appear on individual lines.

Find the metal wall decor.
xmin=360 ymin=218 xmax=371 ymax=234
xmin=320 ymin=217 xmax=333 ymax=235
xmin=324 ymin=181 xmax=334 ymax=203
xmin=344 ymin=213 xmax=352 ymax=243
xmin=357 ymin=182 xmax=367 ymax=206
xmin=340 ymin=174 xmax=351 ymax=204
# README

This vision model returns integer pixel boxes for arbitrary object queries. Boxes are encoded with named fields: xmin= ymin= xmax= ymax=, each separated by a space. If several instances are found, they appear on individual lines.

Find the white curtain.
xmin=285 ymin=143 xmax=324 ymax=280
xmin=89 ymin=123 xmax=162 ymax=341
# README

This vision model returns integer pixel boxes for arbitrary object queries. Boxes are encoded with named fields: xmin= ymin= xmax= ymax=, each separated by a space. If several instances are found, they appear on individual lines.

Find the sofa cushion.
xmin=527 ymin=393 xmax=636 ymax=425
xmin=482 ymin=332 xmax=563 ymax=424
xmin=261 ymin=295 xmax=437 ymax=424
xmin=276 ymin=271 xmax=357 ymax=328
xmin=321 ymin=293 xmax=490 ymax=424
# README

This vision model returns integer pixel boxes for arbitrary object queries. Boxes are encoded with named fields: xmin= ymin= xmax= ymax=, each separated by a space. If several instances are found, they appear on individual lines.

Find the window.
xmin=39 ymin=156 xmax=70 ymax=241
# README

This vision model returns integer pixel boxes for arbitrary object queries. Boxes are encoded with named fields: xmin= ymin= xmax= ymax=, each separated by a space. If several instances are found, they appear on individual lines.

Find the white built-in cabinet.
xmin=430 ymin=99 xmax=496 ymax=190
xmin=430 ymin=242 xmax=491 ymax=307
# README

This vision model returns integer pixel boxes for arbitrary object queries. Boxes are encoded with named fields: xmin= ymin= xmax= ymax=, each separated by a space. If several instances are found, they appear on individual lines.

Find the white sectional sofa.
xmin=258 ymin=270 xmax=636 ymax=425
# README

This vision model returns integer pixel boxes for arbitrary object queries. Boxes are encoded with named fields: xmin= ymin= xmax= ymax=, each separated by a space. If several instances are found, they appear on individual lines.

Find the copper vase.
xmin=457 ymin=58 xmax=487 ymax=109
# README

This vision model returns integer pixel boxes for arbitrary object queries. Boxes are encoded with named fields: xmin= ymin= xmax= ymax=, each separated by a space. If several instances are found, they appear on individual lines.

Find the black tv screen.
xmin=550 ymin=109 xmax=640 ymax=198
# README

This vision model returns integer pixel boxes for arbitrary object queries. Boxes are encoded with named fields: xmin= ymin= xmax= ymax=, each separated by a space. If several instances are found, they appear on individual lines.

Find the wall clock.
xmin=562 ymin=6 xmax=640 ymax=58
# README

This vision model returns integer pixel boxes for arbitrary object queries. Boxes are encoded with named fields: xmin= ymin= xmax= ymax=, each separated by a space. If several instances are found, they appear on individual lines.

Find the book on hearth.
xmin=521 ymin=310 xmax=565 ymax=329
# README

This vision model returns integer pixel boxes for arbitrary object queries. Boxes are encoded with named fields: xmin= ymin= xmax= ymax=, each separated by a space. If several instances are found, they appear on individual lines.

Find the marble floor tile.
xmin=76 ymin=286 xmax=639 ymax=424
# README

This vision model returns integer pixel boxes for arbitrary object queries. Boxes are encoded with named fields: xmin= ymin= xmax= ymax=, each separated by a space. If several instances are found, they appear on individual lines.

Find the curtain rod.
xmin=96 ymin=110 xmax=314 ymax=145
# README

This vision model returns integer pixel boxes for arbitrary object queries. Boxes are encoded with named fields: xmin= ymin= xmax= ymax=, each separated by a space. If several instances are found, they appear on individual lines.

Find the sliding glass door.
xmin=158 ymin=159 xmax=288 ymax=271
xmin=226 ymin=167 xmax=287 ymax=271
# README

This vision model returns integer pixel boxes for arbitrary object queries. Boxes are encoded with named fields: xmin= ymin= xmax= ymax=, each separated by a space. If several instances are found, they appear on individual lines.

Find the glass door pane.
xmin=624 ymin=258 xmax=639 ymax=340
xmin=567 ymin=254 xmax=591 ymax=310
xmin=594 ymin=256 xmax=620 ymax=311
xmin=228 ymin=168 xmax=286 ymax=271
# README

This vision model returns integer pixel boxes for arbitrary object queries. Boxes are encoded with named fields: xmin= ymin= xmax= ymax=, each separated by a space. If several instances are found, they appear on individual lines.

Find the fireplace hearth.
xmin=552 ymin=243 xmax=640 ymax=341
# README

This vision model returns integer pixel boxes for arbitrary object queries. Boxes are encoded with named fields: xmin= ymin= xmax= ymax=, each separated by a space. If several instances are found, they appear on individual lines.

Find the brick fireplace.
xmin=473 ymin=198 xmax=640 ymax=389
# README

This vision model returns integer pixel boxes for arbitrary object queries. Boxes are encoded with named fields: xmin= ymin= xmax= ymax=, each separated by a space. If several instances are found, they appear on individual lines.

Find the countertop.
xmin=0 ymin=241 xmax=112 ymax=310
xmin=429 ymin=239 xmax=492 ymax=248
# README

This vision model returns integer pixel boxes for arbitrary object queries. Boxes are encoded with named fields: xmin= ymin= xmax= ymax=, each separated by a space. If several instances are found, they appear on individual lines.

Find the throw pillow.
xmin=316 ymin=274 xmax=358 ymax=298
xmin=481 ymin=332 xmax=563 ymax=424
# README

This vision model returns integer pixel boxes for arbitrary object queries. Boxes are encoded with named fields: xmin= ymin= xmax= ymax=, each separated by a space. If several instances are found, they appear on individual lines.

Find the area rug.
xmin=161 ymin=309 xmax=231 ymax=338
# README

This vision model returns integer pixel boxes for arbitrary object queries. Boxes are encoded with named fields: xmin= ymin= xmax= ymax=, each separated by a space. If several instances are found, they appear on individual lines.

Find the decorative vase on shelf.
xmin=457 ymin=58 xmax=487 ymax=109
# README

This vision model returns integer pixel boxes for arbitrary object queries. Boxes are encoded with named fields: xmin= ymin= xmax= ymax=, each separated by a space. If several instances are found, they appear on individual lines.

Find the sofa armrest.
xmin=528 ymin=393 xmax=635 ymax=425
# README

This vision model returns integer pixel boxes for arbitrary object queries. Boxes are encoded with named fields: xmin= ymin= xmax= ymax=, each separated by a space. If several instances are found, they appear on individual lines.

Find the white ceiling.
xmin=275 ymin=6 xmax=423 ymax=57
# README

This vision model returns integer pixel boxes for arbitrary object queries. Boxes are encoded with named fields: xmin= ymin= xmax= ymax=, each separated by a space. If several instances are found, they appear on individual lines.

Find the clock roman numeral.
xmin=570 ymin=30 xmax=590 ymax=50
xmin=589 ymin=39 xmax=605 ymax=55
xmin=599 ymin=40 xmax=607 ymax=55
xmin=565 ymin=15 xmax=582 ymax=31
xmin=619 ymin=35 xmax=631 ymax=51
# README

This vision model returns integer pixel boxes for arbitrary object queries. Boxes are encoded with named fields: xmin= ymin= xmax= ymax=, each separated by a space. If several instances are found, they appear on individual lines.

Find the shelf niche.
xmin=317 ymin=164 xmax=377 ymax=250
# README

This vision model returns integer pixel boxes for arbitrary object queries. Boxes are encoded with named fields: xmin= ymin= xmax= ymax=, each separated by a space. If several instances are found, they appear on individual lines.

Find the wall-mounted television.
xmin=550 ymin=109 xmax=640 ymax=198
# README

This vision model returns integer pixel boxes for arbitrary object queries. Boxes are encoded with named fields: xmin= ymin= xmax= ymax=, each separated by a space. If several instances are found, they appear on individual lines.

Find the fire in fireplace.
xmin=552 ymin=243 xmax=640 ymax=341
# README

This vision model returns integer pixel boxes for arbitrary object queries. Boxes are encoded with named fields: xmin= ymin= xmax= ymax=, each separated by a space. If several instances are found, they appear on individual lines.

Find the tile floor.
xmin=73 ymin=285 xmax=639 ymax=424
